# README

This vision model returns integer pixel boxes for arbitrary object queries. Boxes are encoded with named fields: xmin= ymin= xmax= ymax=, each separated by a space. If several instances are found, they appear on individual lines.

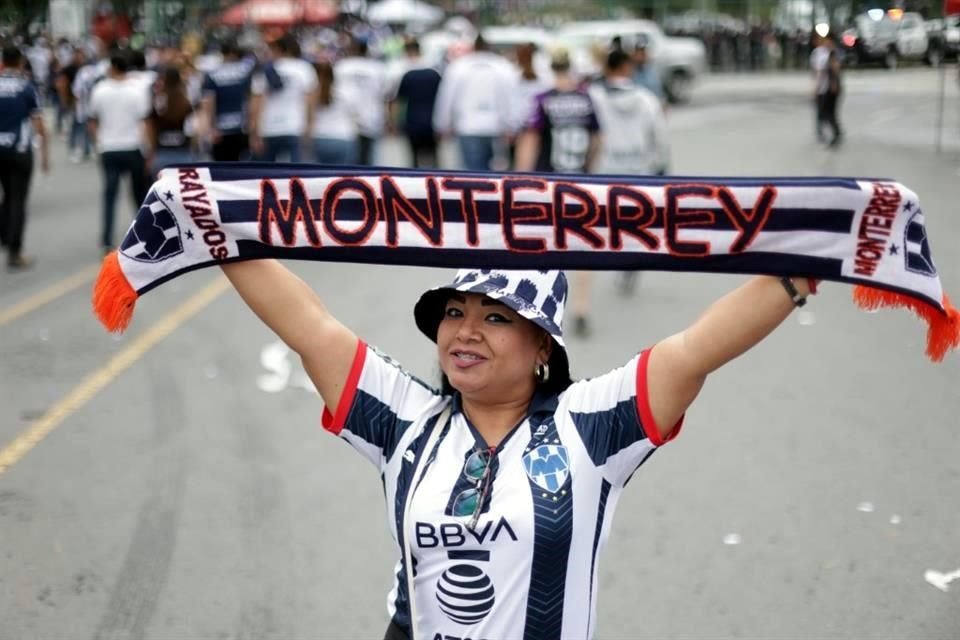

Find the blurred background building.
xmin=1 ymin=0 xmax=953 ymax=42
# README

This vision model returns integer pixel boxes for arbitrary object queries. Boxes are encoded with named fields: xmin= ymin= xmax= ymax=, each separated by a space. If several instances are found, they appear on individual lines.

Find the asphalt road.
xmin=1 ymin=67 xmax=958 ymax=640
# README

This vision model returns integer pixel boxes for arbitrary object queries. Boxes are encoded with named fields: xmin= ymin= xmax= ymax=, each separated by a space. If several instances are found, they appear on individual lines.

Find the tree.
xmin=0 ymin=0 xmax=49 ymax=36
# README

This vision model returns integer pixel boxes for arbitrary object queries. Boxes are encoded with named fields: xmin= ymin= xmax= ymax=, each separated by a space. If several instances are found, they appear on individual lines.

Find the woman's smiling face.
xmin=437 ymin=292 xmax=551 ymax=401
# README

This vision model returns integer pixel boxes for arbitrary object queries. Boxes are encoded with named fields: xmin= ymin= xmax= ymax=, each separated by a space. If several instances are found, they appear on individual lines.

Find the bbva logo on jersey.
xmin=523 ymin=444 xmax=569 ymax=493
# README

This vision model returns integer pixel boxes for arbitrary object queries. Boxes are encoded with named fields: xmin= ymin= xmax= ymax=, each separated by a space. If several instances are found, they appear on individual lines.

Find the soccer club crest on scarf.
xmin=120 ymin=190 xmax=183 ymax=263
xmin=523 ymin=444 xmax=570 ymax=493
xmin=904 ymin=208 xmax=936 ymax=276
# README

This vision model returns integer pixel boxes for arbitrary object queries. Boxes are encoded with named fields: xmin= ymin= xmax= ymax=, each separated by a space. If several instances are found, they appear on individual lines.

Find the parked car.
xmin=842 ymin=11 xmax=930 ymax=69
xmin=481 ymin=25 xmax=552 ymax=52
xmin=925 ymin=15 xmax=960 ymax=64
xmin=553 ymin=19 xmax=706 ymax=103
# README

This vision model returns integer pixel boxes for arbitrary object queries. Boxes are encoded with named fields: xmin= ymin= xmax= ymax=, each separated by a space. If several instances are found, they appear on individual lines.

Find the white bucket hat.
xmin=414 ymin=269 xmax=570 ymax=383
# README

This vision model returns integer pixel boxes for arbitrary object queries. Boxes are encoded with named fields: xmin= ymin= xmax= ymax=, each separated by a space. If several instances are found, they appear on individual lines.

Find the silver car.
xmin=554 ymin=19 xmax=707 ymax=103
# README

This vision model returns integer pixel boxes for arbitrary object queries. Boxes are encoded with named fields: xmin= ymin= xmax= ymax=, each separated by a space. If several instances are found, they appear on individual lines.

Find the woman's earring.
xmin=535 ymin=362 xmax=550 ymax=383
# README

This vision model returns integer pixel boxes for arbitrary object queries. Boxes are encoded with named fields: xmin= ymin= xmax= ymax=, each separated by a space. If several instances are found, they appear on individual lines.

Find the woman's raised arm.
xmin=646 ymin=276 xmax=812 ymax=437
xmin=222 ymin=260 xmax=358 ymax=410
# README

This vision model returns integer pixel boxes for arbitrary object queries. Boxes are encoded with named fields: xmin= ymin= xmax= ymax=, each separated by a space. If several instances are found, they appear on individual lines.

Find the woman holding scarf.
xmin=220 ymin=259 xmax=815 ymax=639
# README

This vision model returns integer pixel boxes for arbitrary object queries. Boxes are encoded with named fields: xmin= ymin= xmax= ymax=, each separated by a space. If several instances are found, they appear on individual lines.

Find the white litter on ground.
xmin=924 ymin=569 xmax=960 ymax=592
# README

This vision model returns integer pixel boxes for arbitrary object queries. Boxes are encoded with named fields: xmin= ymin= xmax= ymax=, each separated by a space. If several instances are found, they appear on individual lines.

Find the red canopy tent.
xmin=947 ymin=0 xmax=960 ymax=16
xmin=220 ymin=0 xmax=338 ymax=26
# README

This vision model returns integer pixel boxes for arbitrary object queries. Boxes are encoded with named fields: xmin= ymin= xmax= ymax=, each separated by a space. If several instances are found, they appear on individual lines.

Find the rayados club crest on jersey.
xmin=523 ymin=444 xmax=569 ymax=493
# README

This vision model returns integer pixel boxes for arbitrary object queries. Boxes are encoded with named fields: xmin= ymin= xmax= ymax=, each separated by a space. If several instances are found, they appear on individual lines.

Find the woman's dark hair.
xmin=155 ymin=66 xmax=192 ymax=125
xmin=313 ymin=60 xmax=333 ymax=107
xmin=439 ymin=335 xmax=573 ymax=397
xmin=221 ymin=39 xmax=242 ymax=58
xmin=109 ymin=51 xmax=129 ymax=73
xmin=271 ymin=32 xmax=298 ymax=57
xmin=129 ymin=48 xmax=146 ymax=71
xmin=2 ymin=45 xmax=22 ymax=67
xmin=606 ymin=47 xmax=631 ymax=72
xmin=515 ymin=43 xmax=537 ymax=81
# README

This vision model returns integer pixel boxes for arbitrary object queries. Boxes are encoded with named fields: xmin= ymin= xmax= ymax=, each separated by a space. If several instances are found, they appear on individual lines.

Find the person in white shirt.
xmin=310 ymin=61 xmax=359 ymax=165
xmin=71 ymin=54 xmax=102 ymax=162
xmin=249 ymin=34 xmax=317 ymax=163
xmin=507 ymin=43 xmax=551 ymax=168
xmin=127 ymin=49 xmax=158 ymax=101
xmin=87 ymin=52 xmax=151 ymax=253
xmin=334 ymin=37 xmax=388 ymax=166
xmin=588 ymin=48 xmax=669 ymax=177
xmin=809 ymin=34 xmax=832 ymax=143
xmin=587 ymin=48 xmax=671 ymax=314
xmin=433 ymin=35 xmax=515 ymax=171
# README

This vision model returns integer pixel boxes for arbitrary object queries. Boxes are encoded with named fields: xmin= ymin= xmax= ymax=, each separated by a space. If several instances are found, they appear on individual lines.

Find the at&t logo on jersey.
xmin=523 ymin=444 xmax=569 ymax=493
xmin=436 ymin=563 xmax=495 ymax=625
xmin=417 ymin=519 xmax=517 ymax=630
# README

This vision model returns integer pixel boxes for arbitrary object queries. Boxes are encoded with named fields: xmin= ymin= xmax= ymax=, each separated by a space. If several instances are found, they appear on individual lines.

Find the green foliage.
xmin=0 ymin=0 xmax=47 ymax=34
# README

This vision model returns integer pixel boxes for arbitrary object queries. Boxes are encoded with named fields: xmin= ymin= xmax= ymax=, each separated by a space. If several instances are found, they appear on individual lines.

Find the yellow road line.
xmin=0 ymin=264 xmax=100 ymax=328
xmin=0 ymin=276 xmax=230 ymax=476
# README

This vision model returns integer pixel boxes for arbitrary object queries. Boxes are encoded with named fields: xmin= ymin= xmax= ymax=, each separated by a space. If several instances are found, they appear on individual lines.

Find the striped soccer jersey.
xmin=322 ymin=341 xmax=681 ymax=639
xmin=0 ymin=71 xmax=40 ymax=153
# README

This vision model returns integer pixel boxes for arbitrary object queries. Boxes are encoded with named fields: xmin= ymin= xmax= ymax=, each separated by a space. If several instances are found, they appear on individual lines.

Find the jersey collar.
xmin=451 ymin=388 xmax=559 ymax=451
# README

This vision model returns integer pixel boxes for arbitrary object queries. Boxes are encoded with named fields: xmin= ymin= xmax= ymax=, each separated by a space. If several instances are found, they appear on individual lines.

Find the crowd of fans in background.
xmin=0 ymin=22 xmax=671 ymax=277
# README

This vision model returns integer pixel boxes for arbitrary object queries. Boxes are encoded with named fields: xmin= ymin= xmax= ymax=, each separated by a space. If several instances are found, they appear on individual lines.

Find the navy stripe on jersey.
xmin=218 ymin=195 xmax=855 ymax=234
xmin=571 ymin=399 xmax=647 ymax=467
xmin=232 ymin=240 xmax=850 ymax=287
xmin=323 ymin=339 xmax=680 ymax=637
xmin=199 ymin=161 xmax=872 ymax=189
xmin=202 ymin=60 xmax=253 ymax=134
xmin=587 ymin=480 xmax=612 ymax=634
xmin=522 ymin=416 xmax=573 ymax=640
xmin=0 ymin=72 xmax=40 ymax=152
xmin=343 ymin=391 xmax=414 ymax=463
xmin=392 ymin=412 xmax=452 ymax=635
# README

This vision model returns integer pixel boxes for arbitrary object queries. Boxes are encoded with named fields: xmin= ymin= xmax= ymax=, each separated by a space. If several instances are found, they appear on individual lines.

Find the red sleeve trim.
xmin=321 ymin=339 xmax=366 ymax=435
xmin=636 ymin=349 xmax=684 ymax=447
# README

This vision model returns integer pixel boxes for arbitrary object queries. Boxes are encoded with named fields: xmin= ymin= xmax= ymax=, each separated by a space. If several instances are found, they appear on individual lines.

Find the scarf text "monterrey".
xmin=92 ymin=164 xmax=958 ymax=361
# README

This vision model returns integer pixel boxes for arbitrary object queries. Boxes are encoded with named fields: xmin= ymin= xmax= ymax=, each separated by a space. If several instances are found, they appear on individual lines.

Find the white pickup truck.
xmin=843 ymin=12 xmax=930 ymax=69
xmin=553 ymin=19 xmax=706 ymax=103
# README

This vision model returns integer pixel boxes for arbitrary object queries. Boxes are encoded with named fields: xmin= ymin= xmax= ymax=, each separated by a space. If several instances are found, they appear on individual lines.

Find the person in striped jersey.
xmin=222 ymin=262 xmax=816 ymax=639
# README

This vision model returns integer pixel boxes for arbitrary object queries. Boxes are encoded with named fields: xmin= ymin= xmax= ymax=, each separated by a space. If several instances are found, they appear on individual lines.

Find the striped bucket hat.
xmin=414 ymin=269 xmax=570 ymax=382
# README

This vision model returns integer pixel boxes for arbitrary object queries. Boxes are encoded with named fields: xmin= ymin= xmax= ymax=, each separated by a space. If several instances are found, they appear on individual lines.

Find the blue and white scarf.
xmin=93 ymin=164 xmax=959 ymax=361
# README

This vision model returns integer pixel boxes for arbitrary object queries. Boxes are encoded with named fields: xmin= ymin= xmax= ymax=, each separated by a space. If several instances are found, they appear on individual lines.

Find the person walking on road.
xmin=335 ymin=37 xmax=388 ymax=166
xmin=630 ymin=37 xmax=665 ymax=104
xmin=390 ymin=38 xmax=442 ymax=169
xmin=809 ymin=34 xmax=831 ymax=143
xmin=88 ymin=51 xmax=151 ymax=254
xmin=507 ymin=42 xmax=551 ymax=168
xmin=199 ymin=40 xmax=254 ymax=162
xmin=310 ymin=61 xmax=359 ymax=165
xmin=820 ymin=47 xmax=843 ymax=148
xmin=589 ymin=48 xmax=669 ymax=177
xmin=589 ymin=48 xmax=671 ymax=302
xmin=249 ymin=33 xmax=317 ymax=163
xmin=0 ymin=45 xmax=49 ymax=271
xmin=515 ymin=47 xmax=602 ymax=337
xmin=433 ymin=34 xmax=515 ymax=171
xmin=220 ymin=253 xmax=818 ymax=639
xmin=145 ymin=65 xmax=194 ymax=177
